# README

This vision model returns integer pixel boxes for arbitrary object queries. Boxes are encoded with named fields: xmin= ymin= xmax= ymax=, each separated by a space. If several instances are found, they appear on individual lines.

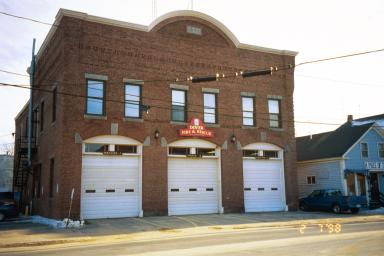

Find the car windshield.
xmin=309 ymin=190 xmax=323 ymax=197
xmin=326 ymin=190 xmax=342 ymax=196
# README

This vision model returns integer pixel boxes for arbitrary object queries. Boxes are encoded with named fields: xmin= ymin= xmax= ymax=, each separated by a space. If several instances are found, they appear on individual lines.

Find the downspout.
xmin=28 ymin=39 xmax=36 ymax=166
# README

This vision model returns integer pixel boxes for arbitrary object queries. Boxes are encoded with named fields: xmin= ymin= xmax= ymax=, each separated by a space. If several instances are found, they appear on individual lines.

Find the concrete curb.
xmin=1 ymin=214 xmax=383 ymax=251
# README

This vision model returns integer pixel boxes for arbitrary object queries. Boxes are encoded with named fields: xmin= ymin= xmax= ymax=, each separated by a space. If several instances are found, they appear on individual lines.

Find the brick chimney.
xmin=347 ymin=115 xmax=353 ymax=123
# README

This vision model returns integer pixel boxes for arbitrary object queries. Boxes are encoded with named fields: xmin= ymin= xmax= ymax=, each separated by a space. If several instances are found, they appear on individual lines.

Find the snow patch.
xmin=352 ymin=120 xmax=384 ymax=127
xmin=31 ymin=215 xmax=84 ymax=229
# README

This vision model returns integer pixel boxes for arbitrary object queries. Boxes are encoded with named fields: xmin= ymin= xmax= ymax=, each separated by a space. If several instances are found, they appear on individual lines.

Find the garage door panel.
xmin=81 ymin=155 xmax=140 ymax=219
xmin=243 ymin=159 xmax=285 ymax=212
xmin=168 ymin=157 xmax=219 ymax=216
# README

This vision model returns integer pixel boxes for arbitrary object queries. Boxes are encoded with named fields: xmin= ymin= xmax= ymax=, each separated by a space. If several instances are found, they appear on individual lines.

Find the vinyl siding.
xmin=345 ymin=129 xmax=384 ymax=170
xmin=297 ymin=160 xmax=343 ymax=198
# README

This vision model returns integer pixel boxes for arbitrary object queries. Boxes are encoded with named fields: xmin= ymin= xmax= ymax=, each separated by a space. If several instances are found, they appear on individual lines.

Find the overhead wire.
xmin=1 ymin=10 xmax=383 ymax=128
xmin=0 ymin=81 xmax=345 ymax=127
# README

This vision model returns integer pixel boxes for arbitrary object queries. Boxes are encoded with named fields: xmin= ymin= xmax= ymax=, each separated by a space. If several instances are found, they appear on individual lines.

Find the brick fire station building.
xmin=14 ymin=9 xmax=298 ymax=219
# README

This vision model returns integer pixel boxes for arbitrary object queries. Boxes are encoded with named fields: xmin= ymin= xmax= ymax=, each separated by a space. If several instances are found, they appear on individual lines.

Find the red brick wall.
xmin=15 ymin=13 xmax=298 ymax=219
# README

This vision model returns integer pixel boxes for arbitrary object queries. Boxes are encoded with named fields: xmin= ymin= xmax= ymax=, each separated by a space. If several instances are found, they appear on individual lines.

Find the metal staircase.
xmin=13 ymin=136 xmax=36 ymax=199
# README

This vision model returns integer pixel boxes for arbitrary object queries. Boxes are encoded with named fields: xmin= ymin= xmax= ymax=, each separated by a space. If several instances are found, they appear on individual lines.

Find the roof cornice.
xmin=36 ymin=8 xmax=298 ymax=60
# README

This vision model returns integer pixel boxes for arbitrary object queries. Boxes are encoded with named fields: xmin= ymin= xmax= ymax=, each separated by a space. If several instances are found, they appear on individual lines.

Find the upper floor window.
xmin=268 ymin=99 xmax=282 ymax=128
xmin=125 ymin=84 xmax=141 ymax=118
xmin=52 ymin=87 xmax=57 ymax=122
xmin=86 ymin=80 xmax=105 ymax=116
xmin=378 ymin=143 xmax=384 ymax=158
xmin=361 ymin=142 xmax=369 ymax=158
xmin=171 ymin=89 xmax=186 ymax=122
xmin=242 ymin=97 xmax=254 ymax=126
xmin=203 ymin=93 xmax=217 ymax=124
xmin=40 ymin=101 xmax=44 ymax=132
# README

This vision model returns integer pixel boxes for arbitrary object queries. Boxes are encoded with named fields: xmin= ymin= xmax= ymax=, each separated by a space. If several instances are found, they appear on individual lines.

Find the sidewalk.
xmin=1 ymin=211 xmax=383 ymax=252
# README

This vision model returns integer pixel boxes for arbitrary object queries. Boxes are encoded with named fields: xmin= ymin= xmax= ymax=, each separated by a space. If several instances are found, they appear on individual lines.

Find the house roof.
xmin=296 ymin=122 xmax=374 ymax=161
xmin=354 ymin=113 xmax=384 ymax=122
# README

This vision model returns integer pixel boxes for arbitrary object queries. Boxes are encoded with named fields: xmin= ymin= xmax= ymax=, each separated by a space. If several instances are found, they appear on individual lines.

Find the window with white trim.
xmin=203 ymin=93 xmax=217 ymax=124
xmin=125 ymin=84 xmax=141 ymax=118
xmin=378 ymin=143 xmax=384 ymax=158
xmin=171 ymin=89 xmax=186 ymax=122
xmin=268 ymin=99 xmax=281 ymax=128
xmin=86 ymin=80 xmax=105 ymax=116
xmin=242 ymin=97 xmax=254 ymax=126
xmin=361 ymin=142 xmax=368 ymax=158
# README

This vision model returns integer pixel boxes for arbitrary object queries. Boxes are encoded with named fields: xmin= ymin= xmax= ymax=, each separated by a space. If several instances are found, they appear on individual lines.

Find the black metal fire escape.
xmin=13 ymin=136 xmax=36 ymax=202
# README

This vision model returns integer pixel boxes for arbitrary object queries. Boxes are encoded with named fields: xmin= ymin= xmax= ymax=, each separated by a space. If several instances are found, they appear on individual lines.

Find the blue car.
xmin=299 ymin=189 xmax=364 ymax=214
xmin=0 ymin=200 xmax=19 ymax=221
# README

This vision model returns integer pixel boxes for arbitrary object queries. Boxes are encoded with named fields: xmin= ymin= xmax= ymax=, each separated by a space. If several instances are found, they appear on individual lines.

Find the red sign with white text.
xmin=179 ymin=118 xmax=214 ymax=138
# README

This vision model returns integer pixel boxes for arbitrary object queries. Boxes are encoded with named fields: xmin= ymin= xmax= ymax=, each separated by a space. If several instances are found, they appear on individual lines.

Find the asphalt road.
xmin=3 ymin=221 xmax=384 ymax=256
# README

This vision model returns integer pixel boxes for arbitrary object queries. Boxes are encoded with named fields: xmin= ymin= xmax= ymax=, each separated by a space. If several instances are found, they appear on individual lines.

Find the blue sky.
xmin=0 ymin=0 xmax=383 ymax=152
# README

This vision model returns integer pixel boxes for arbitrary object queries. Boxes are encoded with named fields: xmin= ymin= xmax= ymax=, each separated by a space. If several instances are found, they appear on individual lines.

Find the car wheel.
xmin=332 ymin=204 xmax=341 ymax=214
xmin=299 ymin=202 xmax=308 ymax=211
xmin=351 ymin=208 xmax=359 ymax=214
xmin=0 ymin=213 xmax=4 ymax=221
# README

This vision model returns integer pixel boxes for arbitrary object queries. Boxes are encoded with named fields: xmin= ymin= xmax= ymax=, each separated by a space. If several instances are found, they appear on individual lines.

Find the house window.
xmin=203 ymin=93 xmax=217 ymax=124
xmin=40 ymin=101 xmax=44 ymax=132
xmin=242 ymin=97 xmax=254 ymax=126
xmin=125 ymin=84 xmax=141 ymax=118
xmin=171 ymin=89 xmax=186 ymax=122
xmin=361 ymin=142 xmax=368 ymax=158
xmin=49 ymin=158 xmax=54 ymax=198
xmin=52 ymin=87 xmax=57 ymax=122
xmin=86 ymin=80 xmax=105 ymax=116
xmin=306 ymin=176 xmax=316 ymax=185
xmin=378 ymin=143 xmax=384 ymax=158
xmin=268 ymin=99 xmax=282 ymax=128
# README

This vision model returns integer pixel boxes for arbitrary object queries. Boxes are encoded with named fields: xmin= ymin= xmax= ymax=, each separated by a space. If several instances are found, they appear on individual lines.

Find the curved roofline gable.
xmin=148 ymin=10 xmax=239 ymax=48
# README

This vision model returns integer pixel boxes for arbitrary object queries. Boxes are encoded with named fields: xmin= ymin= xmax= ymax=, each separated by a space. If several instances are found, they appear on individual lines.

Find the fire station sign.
xmin=179 ymin=118 xmax=214 ymax=138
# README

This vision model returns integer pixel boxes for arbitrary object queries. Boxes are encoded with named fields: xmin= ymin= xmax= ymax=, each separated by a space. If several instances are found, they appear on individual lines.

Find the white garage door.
xmin=81 ymin=155 xmax=140 ymax=219
xmin=168 ymin=158 xmax=219 ymax=215
xmin=243 ymin=159 xmax=285 ymax=212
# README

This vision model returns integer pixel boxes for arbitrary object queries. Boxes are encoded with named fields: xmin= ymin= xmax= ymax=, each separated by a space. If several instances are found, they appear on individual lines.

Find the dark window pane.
xmin=52 ymin=88 xmax=56 ymax=122
xmin=243 ymin=150 xmax=259 ymax=157
xmin=264 ymin=150 xmax=279 ymax=158
xmin=379 ymin=143 xmax=384 ymax=158
xmin=196 ymin=148 xmax=216 ymax=156
xmin=169 ymin=147 xmax=189 ymax=155
xmin=40 ymin=101 xmax=44 ymax=131
xmin=361 ymin=143 xmax=368 ymax=158
xmin=85 ymin=144 xmax=108 ymax=153
xmin=172 ymin=105 xmax=185 ymax=121
xmin=116 ymin=145 xmax=137 ymax=154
